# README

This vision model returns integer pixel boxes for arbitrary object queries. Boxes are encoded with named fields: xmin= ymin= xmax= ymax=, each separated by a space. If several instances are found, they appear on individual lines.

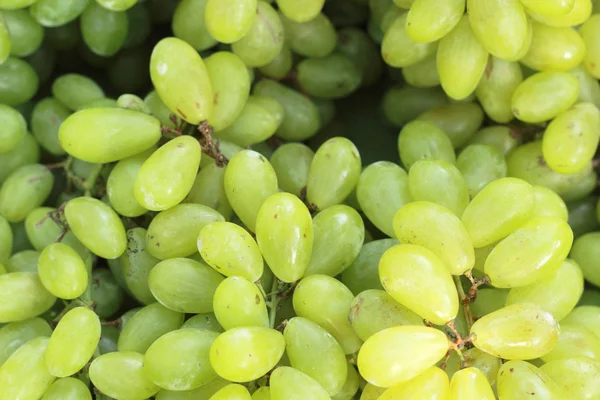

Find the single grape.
xmin=38 ymin=242 xmax=88 ymax=300
xmin=379 ymin=367 xmax=449 ymax=399
xmin=269 ymin=366 xmax=330 ymax=400
xmin=213 ymin=277 xmax=269 ymax=329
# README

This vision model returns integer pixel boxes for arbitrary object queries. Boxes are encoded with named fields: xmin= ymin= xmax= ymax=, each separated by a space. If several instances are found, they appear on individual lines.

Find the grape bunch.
xmin=2 ymin=0 xmax=600 ymax=399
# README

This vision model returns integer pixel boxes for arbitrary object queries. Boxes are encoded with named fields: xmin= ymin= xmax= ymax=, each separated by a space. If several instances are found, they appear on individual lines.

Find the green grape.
xmin=172 ymin=0 xmax=216 ymax=51
xmin=0 ymin=106 xmax=25 ymax=156
xmin=259 ymin=45 xmax=293 ymax=79
xmin=134 ymin=136 xmax=201 ymax=211
xmin=349 ymin=289 xmax=423 ymax=341
xmin=185 ymin=164 xmax=233 ymax=220
xmin=405 ymin=0 xmax=464 ymax=43
xmin=304 ymin=205 xmax=364 ymax=277
xmin=113 ymin=227 xmax=156 ymax=304
xmin=563 ymin=306 xmax=600 ymax=337
xmin=280 ymin=12 xmax=336 ymax=57
xmin=497 ymin=360 xmax=565 ymax=400
xmin=253 ymin=79 xmax=321 ymax=141
xmin=6 ymin=250 xmax=39 ymax=273
xmin=521 ymin=0 xmax=575 ymax=15
xmin=379 ymin=244 xmax=458 ymax=325
xmin=445 ymin=347 xmax=501 ymax=387
xmin=30 ymin=98 xmax=70 ymax=156
xmin=541 ymin=357 xmax=600 ymax=400
xmin=407 ymin=159 xmax=469 ymax=216
xmin=0 ymin=164 xmax=53 ymax=223
xmin=90 ymin=351 xmax=160 ymax=400
xmin=45 ymin=307 xmax=100 ymax=377
xmin=360 ymin=384 xmax=386 ymax=400
xmin=416 ymin=102 xmax=484 ymax=148
xmin=64 ymin=197 xmax=127 ymax=259
xmin=470 ymin=303 xmax=559 ymax=360
xmin=144 ymin=90 xmax=177 ymax=128
xmin=1 ymin=9 xmax=43 ymax=57
xmin=0 ymin=337 xmax=55 ymax=400
xmin=571 ymin=232 xmax=600 ymax=286
xmin=81 ymin=2 xmax=128 ymax=56
xmin=382 ymin=85 xmax=448 ymax=127
xmin=205 ymin=0 xmax=257 ymax=44
xmin=533 ymin=0 xmax=591 ymax=26
xmin=76 ymin=98 xmax=118 ymax=110
xmin=205 ymin=51 xmax=251 ymax=131
xmin=98 ymin=325 xmax=119 ymax=355
xmin=215 ymin=95 xmax=284 ymax=147
xmin=270 ymin=366 xmax=330 ymax=400
xmin=379 ymin=367 xmax=449 ymax=399
xmin=475 ymin=58 xmax=522 ymax=123
xmin=284 ymin=317 xmax=347 ymax=395
xmin=467 ymin=126 xmax=519 ymax=156
xmin=581 ymin=15 xmax=600 ymax=78
xmin=91 ymin=269 xmax=124 ymax=319
xmin=485 ymin=216 xmax=573 ymax=288
xmin=51 ymin=74 xmax=104 ymax=111
xmin=571 ymin=64 xmax=600 ymax=106
xmin=531 ymin=185 xmax=569 ymax=221
xmin=213 ymin=277 xmax=268 ymax=329
xmin=457 ymin=144 xmax=507 ymax=197
xmin=276 ymin=0 xmax=324 ymax=22
xmin=402 ymin=54 xmax=440 ymax=88
xmin=437 ymin=16 xmax=488 ymax=101
xmin=150 ymin=37 xmax=213 ymax=124
xmin=183 ymin=313 xmax=224 ymax=333
xmin=561 ymin=168 xmax=597 ymax=202
xmin=10 ymin=220 xmax=33 ymax=253
xmin=232 ymin=2 xmax=284 ymax=67
xmin=209 ymin=384 xmax=252 ymax=400
xmin=336 ymin=27 xmax=383 ymax=87
xmin=470 ymin=287 xmax=509 ymax=318
xmin=117 ymin=94 xmax=151 ymax=114
xmin=270 ymin=143 xmax=314 ymax=197
xmin=293 ymin=274 xmax=363 ymax=354
xmin=149 ymin=258 xmax=224 ymax=313
xmin=118 ymin=302 xmax=184 ymax=354
xmin=41 ymin=377 xmax=92 ymax=400
xmin=0 ymin=57 xmax=39 ymax=106
xmin=541 ymin=323 xmax=600 ymax=362
xmin=381 ymin=12 xmax=436 ymax=67
xmin=29 ymin=0 xmax=89 ymax=27
xmin=511 ymin=71 xmax=580 ymax=123
xmin=341 ymin=239 xmax=398 ymax=295
xmin=210 ymin=326 xmax=285 ymax=382
xmin=96 ymin=0 xmax=136 ymax=11
xmin=398 ymin=120 xmax=456 ymax=170
xmin=252 ymin=386 xmax=271 ymax=400
xmin=155 ymin=378 xmax=231 ymax=400
xmin=448 ymin=367 xmax=495 ymax=400
xmin=59 ymin=108 xmax=161 ymax=163
xmin=330 ymin=363 xmax=359 ymax=400
xmin=296 ymin=53 xmax=362 ymax=99
xmin=0 ymin=273 xmax=55 ymax=323
xmin=568 ymin=197 xmax=600 ymax=237
xmin=0 ymin=17 xmax=9 ymax=65
xmin=0 ymin=318 xmax=52 ymax=366
xmin=106 ymin=149 xmax=154 ymax=218
xmin=522 ymin=22 xmax=585 ymax=72
xmin=357 ymin=325 xmax=448 ymax=388
xmin=38 ymin=243 xmax=88 ymax=300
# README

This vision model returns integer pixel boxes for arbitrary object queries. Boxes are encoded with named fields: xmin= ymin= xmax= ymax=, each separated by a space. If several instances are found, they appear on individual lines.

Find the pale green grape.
xmin=379 ymin=244 xmax=458 ymax=325
xmin=117 ymin=94 xmax=150 ymax=113
xmin=270 ymin=366 xmax=330 ymax=400
xmin=276 ymin=0 xmax=324 ymax=22
xmin=522 ymin=22 xmax=585 ymax=72
xmin=296 ymin=53 xmax=362 ymax=99
xmin=293 ymin=274 xmax=363 ymax=354
xmin=360 ymin=384 xmax=386 ymax=400
xmin=531 ymin=185 xmax=569 ymax=221
xmin=24 ymin=207 xmax=90 ymax=257
xmin=38 ymin=243 xmax=87 ymax=300
xmin=571 ymin=64 xmax=600 ymax=105
xmin=213 ymin=277 xmax=269 ymax=329
xmin=383 ymin=85 xmax=448 ymax=128
xmin=0 ymin=104 xmax=26 ymax=155
xmin=0 ymin=272 xmax=56 ymax=323
xmin=497 ymin=360 xmax=565 ymax=400
xmin=484 ymin=216 xmax=573 ymax=288
xmin=156 ymin=378 xmax=231 ymax=400
xmin=444 ymin=347 xmax=502 ymax=387
xmin=270 ymin=143 xmax=314 ymax=197
xmin=457 ymin=144 xmax=507 ymax=197
xmin=470 ymin=303 xmax=560 ymax=360
xmin=1 ymin=9 xmax=43 ymax=57
xmin=209 ymin=384 xmax=252 ymax=400
xmin=256 ymin=192 xmax=313 ymax=282
xmin=0 ymin=216 xmax=12 ymax=264
xmin=401 ymin=54 xmax=440 ymax=88
xmin=284 ymin=317 xmax=347 ymax=395
xmin=349 ymin=289 xmax=423 ymax=341
xmin=0 ymin=164 xmax=53 ymax=223
xmin=30 ymin=98 xmax=69 ymax=156
xmin=341 ymin=239 xmax=398 ymax=295
xmin=280 ymin=12 xmax=336 ymax=57
xmin=467 ymin=126 xmax=518 ymax=156
xmin=96 ymin=0 xmax=136 ymax=11
xmin=381 ymin=12 xmax=436 ymax=67
xmin=398 ymin=120 xmax=456 ymax=169
xmin=106 ymin=149 xmax=153 ymax=218
xmin=89 ymin=351 xmax=160 ymax=400
xmin=470 ymin=287 xmax=509 ymax=318
xmin=149 ymin=258 xmax=224 ymax=313
xmin=379 ymin=367 xmax=449 ymax=399
xmin=29 ymin=0 xmax=89 ymax=27
xmin=46 ymin=307 xmax=100 ymax=377
xmin=259 ymin=45 xmax=293 ymax=79
xmin=541 ymin=323 xmax=600 ymax=362
xmin=210 ymin=326 xmax=285 ymax=382
xmin=41 ymin=377 xmax=92 ymax=400
xmin=571 ymin=232 xmax=600 ymax=286
xmin=0 ymin=14 xmax=10 ymax=64
xmin=0 ymin=318 xmax=52 ymax=366
xmin=117 ymin=227 xmax=159 ymax=304
xmin=304 ymin=205 xmax=364 ymax=277
xmin=185 ymin=164 xmax=233 ymax=220
xmin=0 ymin=57 xmax=39 ymax=106
xmin=118 ymin=302 xmax=184 ymax=354
xmin=581 ymin=15 xmax=600 ymax=78
xmin=6 ymin=250 xmax=39 ymax=273
xmin=252 ymin=387 xmax=271 ymax=400
xmin=562 ymin=306 xmax=600 ymax=337
xmin=393 ymin=201 xmax=474 ymax=275
xmin=416 ymin=101 xmax=484 ymax=148
xmin=51 ymin=74 xmax=104 ymax=111
xmin=541 ymin=357 xmax=600 ymax=400
xmin=448 ymin=367 xmax=496 ymax=400
xmin=172 ymin=0 xmax=216 ymax=51
xmin=0 ymin=337 xmax=55 ymax=400
xmin=405 ymin=0 xmax=464 ymax=43
xmin=521 ymin=0 xmax=575 ymax=15
xmin=91 ymin=268 xmax=124 ymax=318
xmin=475 ymin=58 xmax=524 ymax=123
xmin=331 ymin=363 xmax=359 ymax=400
xmin=81 ymin=2 xmax=128 ymax=56
xmin=205 ymin=0 xmax=257 ymax=43
xmin=569 ymin=197 xmax=600 ymax=237
xmin=530 ymin=0 xmax=591 ymax=27
xmin=150 ymin=37 xmax=213 ymax=124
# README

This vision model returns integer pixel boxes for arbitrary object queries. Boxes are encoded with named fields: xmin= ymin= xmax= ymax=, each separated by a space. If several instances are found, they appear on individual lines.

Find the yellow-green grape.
xmin=330 ymin=363 xmax=359 ymax=400
xmin=476 ymin=59 xmax=523 ymax=123
xmin=401 ymin=53 xmax=440 ymax=88
xmin=381 ymin=13 xmax=436 ymax=67
xmin=270 ymin=143 xmax=314 ymax=197
xmin=185 ymin=164 xmax=233 ymax=220
xmin=521 ymin=0 xmax=575 ymax=15
xmin=445 ymin=347 xmax=502 ymax=387
xmin=213 ymin=277 xmax=269 ymax=329
xmin=259 ymin=45 xmax=293 ymax=79
xmin=0 ymin=272 xmax=56 ymax=322
xmin=571 ymin=232 xmax=600 ymax=286
xmin=497 ymin=360 xmax=565 ymax=400
xmin=457 ymin=144 xmax=507 ymax=197
xmin=96 ymin=0 xmax=137 ymax=11
xmin=470 ymin=303 xmax=560 ymax=360
xmin=0 ymin=337 xmax=54 ymax=400
xmin=461 ymin=177 xmax=534 ymax=247
xmin=568 ymin=197 xmax=600 ymax=238
xmin=398 ymin=120 xmax=456 ymax=169
xmin=379 ymin=367 xmax=449 ymax=400
xmin=470 ymin=287 xmax=509 ymax=318
xmin=51 ymin=74 xmax=105 ymax=111
xmin=45 ymin=307 xmax=100 ymax=377
xmin=0 ymin=105 xmax=26 ymax=155
xmin=59 ymin=108 xmax=160 ymax=163
xmin=511 ymin=71 xmax=580 ymax=123
xmin=449 ymin=367 xmax=495 ymax=400
xmin=76 ymin=97 xmax=118 ymax=110
xmin=522 ymin=22 xmax=585 ymax=72
xmin=582 ymin=15 xmax=600 ymax=78
xmin=408 ymin=159 xmax=469 ymax=216
xmin=357 ymin=325 xmax=448 ymax=388
xmin=115 ymin=227 xmax=157 ymax=304
xmin=531 ymin=0 xmax=591 ymax=26
xmin=198 ymin=221 xmax=263 ymax=281
xmin=437 ymin=16 xmax=488 ymax=100
xmin=65 ymin=197 xmax=127 ymax=259
xmin=41 ymin=377 xmax=92 ymax=400
xmin=205 ymin=51 xmax=251 ymax=131
xmin=6 ymin=250 xmax=39 ymax=273
xmin=144 ymin=90 xmax=178 ymax=128
xmin=209 ymin=384 xmax=251 ymax=400
xmin=90 ymin=352 xmax=160 ymax=400
xmin=0 ymin=57 xmax=39 ymax=106
xmin=297 ymin=53 xmax=362 ymax=100
xmin=0 ymin=164 xmax=53 ymax=223
xmin=467 ymin=126 xmax=518 ymax=156
xmin=379 ymin=244 xmax=458 ymax=325
xmin=37 ymin=243 xmax=87 ymax=300
xmin=150 ymin=37 xmax=213 ymax=124
xmin=467 ymin=0 xmax=528 ymax=60
xmin=360 ymin=383 xmax=386 ymax=400
xmin=106 ymin=149 xmax=153 ymax=218
xmin=393 ymin=201 xmax=474 ymax=275
xmin=149 ymin=258 xmax=224 ymax=313
xmin=531 ymin=185 xmax=569 ymax=221
xmin=405 ymin=0 xmax=463 ymax=43
xmin=280 ymin=12 xmax=336 ymax=58
xmin=144 ymin=329 xmax=219 ymax=391
xmin=341 ymin=239 xmax=398 ymax=295
xmin=253 ymin=79 xmax=320 ymax=141
xmin=284 ymin=317 xmax=347 ymax=395
xmin=276 ymin=0 xmax=324 ymax=22
xmin=543 ymin=103 xmax=600 ymax=174
xmin=541 ymin=357 xmax=600 ymax=400
xmin=304 ymin=205 xmax=364 ymax=277
xmin=205 ymin=0 xmax=257 ymax=44
xmin=349 ymin=289 xmax=423 ymax=341
xmin=417 ymin=102 xmax=484 ymax=148
xmin=270 ymin=366 xmax=330 ymax=400
xmin=570 ymin=64 xmax=600 ymax=106
xmin=81 ymin=2 xmax=128 ymax=56
xmin=485 ymin=216 xmax=573 ymax=288
xmin=30 ymin=98 xmax=70 ymax=156
xmin=541 ymin=323 xmax=600 ymax=362
xmin=356 ymin=162 xmax=411 ymax=238
xmin=154 ymin=377 xmax=231 ymax=400
xmin=24 ymin=207 xmax=89 ymax=258
xmin=1 ymin=9 xmax=43 ymax=57
xmin=383 ymin=85 xmax=448 ymax=128
xmin=0 ymin=216 xmax=11 ymax=263
xmin=172 ymin=0 xmax=216 ymax=51
xmin=0 ymin=318 xmax=52 ymax=366
xmin=0 ymin=15 xmax=10 ymax=64
xmin=30 ymin=0 xmax=90 ymax=27
xmin=210 ymin=327 xmax=285 ymax=382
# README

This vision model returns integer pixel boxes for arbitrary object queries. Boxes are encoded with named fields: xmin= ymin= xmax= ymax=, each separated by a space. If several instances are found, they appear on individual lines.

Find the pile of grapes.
xmin=3 ymin=0 xmax=600 ymax=398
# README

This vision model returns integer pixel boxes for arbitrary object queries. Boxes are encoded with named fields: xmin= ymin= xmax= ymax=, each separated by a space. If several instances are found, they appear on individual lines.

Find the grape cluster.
xmin=2 ymin=0 xmax=600 ymax=399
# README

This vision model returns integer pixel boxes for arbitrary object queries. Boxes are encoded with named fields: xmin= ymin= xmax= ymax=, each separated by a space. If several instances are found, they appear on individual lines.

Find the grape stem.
xmin=453 ymin=275 xmax=475 ymax=328
xmin=268 ymin=278 xmax=279 ymax=329
xmin=36 ymin=202 xmax=69 ymax=242
xmin=198 ymin=121 xmax=229 ymax=167
xmin=463 ymin=271 xmax=490 ymax=306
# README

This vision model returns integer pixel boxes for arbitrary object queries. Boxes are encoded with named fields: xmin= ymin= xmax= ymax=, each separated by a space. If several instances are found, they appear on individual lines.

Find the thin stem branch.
xmin=268 ymin=278 xmax=279 ymax=329
xmin=453 ymin=275 xmax=475 ymax=328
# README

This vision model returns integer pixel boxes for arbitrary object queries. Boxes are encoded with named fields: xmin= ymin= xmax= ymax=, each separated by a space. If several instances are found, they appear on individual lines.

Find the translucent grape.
xmin=270 ymin=143 xmax=314 ymax=197
xmin=402 ymin=54 xmax=440 ymax=88
xmin=205 ymin=0 xmax=257 ymax=44
xmin=29 ymin=0 xmax=89 ymax=27
xmin=417 ymin=101 xmax=484 ymax=148
xmin=276 ymin=0 xmax=324 ymax=22
xmin=541 ymin=323 xmax=600 ymax=362
xmin=30 ymin=98 xmax=69 ymax=156
xmin=497 ymin=360 xmax=566 ymax=399
xmin=0 ymin=14 xmax=10 ymax=64
xmin=457 ymin=144 xmax=507 ymax=197
xmin=41 ymin=377 xmax=92 ymax=400
xmin=330 ymin=363 xmax=359 ymax=400
xmin=562 ymin=305 xmax=600 ymax=337
xmin=341 ymin=239 xmax=398 ymax=295
xmin=571 ymin=232 xmax=600 ymax=286
xmin=183 ymin=313 xmax=224 ymax=333
xmin=581 ymin=14 xmax=600 ymax=78
xmin=0 ymin=272 xmax=56 ymax=323
xmin=0 ymin=164 xmax=53 ymax=223
xmin=6 ymin=249 xmax=39 ymax=273
xmin=381 ymin=12 xmax=436 ymax=67
xmin=541 ymin=357 xmax=600 ymax=400
xmin=80 ymin=2 xmax=128 ymax=56
xmin=209 ymin=384 xmax=252 ymax=400
xmin=360 ymin=384 xmax=386 ymax=400
xmin=379 ymin=367 xmax=449 ymax=399
xmin=522 ymin=22 xmax=585 ymax=72
xmin=398 ymin=120 xmax=456 ymax=169
xmin=445 ymin=347 xmax=502 ymax=387
xmin=0 ymin=57 xmax=39 ymax=106
xmin=38 ymin=242 xmax=88 ymax=300
xmin=213 ymin=277 xmax=269 ymax=329
xmin=172 ymin=0 xmax=216 ymax=51
xmin=405 ymin=0 xmax=463 ymax=43
xmin=521 ymin=0 xmax=575 ymax=15
xmin=270 ymin=366 xmax=330 ymax=400
xmin=280 ymin=12 xmax=336 ymax=58
xmin=52 ymin=74 xmax=104 ymax=111
xmin=0 ymin=317 xmax=52 ymax=366
xmin=571 ymin=64 xmax=600 ymax=105
xmin=475 ymin=58 xmax=523 ymax=123
xmin=531 ymin=185 xmax=569 ymax=221
xmin=185 ymin=164 xmax=232 ymax=220
xmin=1 ymin=9 xmax=44 ymax=57
xmin=0 ymin=105 xmax=26 ymax=156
